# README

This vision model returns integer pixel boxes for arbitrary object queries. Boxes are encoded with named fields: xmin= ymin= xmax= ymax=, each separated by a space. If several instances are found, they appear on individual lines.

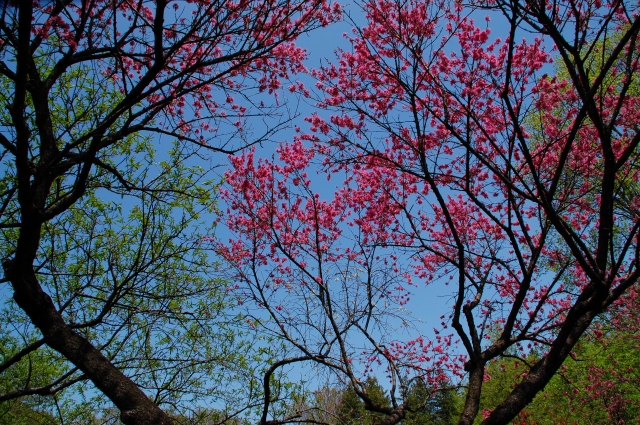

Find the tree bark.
xmin=458 ymin=361 xmax=486 ymax=425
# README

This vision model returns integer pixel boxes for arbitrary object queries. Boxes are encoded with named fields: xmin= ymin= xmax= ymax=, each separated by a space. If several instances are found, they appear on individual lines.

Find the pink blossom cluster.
xmin=220 ymin=0 xmax=640 ymax=418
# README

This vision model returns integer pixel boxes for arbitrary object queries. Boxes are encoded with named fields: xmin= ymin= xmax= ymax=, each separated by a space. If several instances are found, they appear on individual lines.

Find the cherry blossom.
xmin=222 ymin=0 xmax=640 ymax=423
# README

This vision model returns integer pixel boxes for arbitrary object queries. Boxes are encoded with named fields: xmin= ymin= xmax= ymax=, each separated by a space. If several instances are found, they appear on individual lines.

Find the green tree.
xmin=401 ymin=379 xmax=459 ymax=425
xmin=0 ymin=132 xmax=270 ymax=422
xmin=0 ymin=400 xmax=57 ymax=425
xmin=337 ymin=377 xmax=391 ymax=425
xmin=0 ymin=58 xmax=271 ymax=425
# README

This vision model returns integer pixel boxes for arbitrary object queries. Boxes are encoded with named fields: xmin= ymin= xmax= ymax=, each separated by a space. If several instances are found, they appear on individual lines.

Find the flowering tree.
xmin=222 ymin=0 xmax=640 ymax=423
xmin=0 ymin=1 xmax=339 ymax=424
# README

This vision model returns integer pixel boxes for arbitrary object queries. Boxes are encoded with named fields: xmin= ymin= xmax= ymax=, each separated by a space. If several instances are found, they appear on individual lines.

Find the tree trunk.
xmin=458 ymin=361 xmax=485 ymax=425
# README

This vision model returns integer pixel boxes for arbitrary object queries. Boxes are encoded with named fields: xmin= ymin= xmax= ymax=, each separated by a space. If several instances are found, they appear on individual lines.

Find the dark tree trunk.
xmin=458 ymin=361 xmax=485 ymax=425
